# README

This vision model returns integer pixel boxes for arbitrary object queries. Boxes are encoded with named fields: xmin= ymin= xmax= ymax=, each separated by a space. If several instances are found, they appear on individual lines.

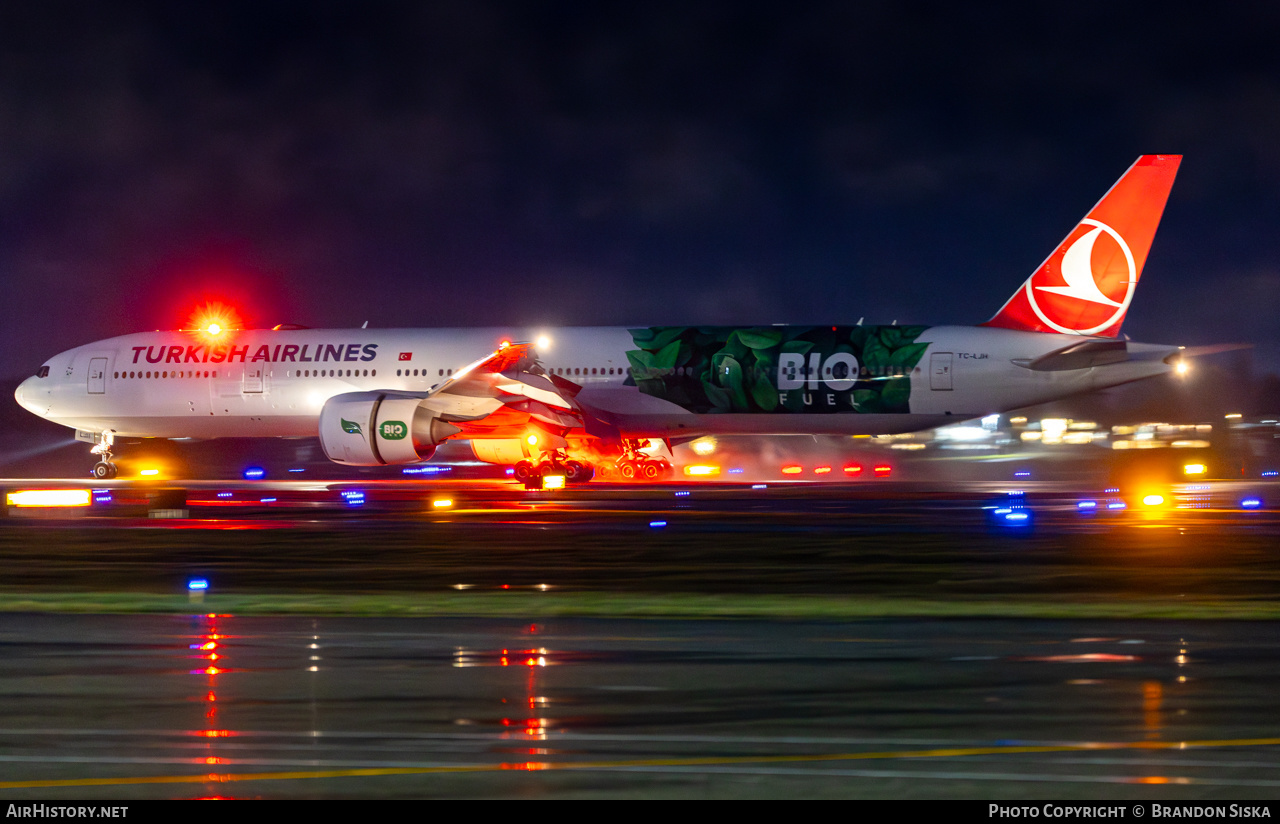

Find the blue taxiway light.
xmin=187 ymin=579 xmax=209 ymax=591
xmin=243 ymin=467 xmax=265 ymax=480
xmin=1077 ymin=500 xmax=1098 ymax=510
xmin=649 ymin=520 xmax=667 ymax=528
xmin=1241 ymin=498 xmax=1263 ymax=509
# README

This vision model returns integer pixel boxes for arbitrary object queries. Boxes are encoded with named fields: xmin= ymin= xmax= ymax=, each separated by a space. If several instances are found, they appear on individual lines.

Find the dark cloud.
xmin=2 ymin=2 xmax=1280 ymax=377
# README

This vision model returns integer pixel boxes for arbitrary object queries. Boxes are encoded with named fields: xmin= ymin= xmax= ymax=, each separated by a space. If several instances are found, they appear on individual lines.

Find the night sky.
xmin=3 ymin=2 xmax=1280 ymax=380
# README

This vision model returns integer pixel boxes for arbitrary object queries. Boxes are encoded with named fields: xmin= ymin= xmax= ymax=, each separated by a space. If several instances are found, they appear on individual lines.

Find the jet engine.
xmin=319 ymin=392 xmax=461 ymax=465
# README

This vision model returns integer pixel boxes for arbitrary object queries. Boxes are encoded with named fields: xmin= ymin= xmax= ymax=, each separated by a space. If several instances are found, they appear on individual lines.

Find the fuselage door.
xmin=243 ymin=365 xmax=264 ymax=393
xmin=87 ymin=358 xmax=107 ymax=394
xmin=930 ymin=352 xmax=953 ymax=391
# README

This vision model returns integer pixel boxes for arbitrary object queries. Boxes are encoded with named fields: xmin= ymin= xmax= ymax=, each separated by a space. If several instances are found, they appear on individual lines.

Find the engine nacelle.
xmin=319 ymin=392 xmax=461 ymax=465
xmin=471 ymin=439 xmax=528 ymax=466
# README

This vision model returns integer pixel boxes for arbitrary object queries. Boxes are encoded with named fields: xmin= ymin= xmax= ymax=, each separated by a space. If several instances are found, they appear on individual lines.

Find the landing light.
xmin=691 ymin=437 xmax=717 ymax=456
xmin=526 ymin=434 xmax=539 ymax=447
xmin=1175 ymin=360 xmax=1190 ymax=376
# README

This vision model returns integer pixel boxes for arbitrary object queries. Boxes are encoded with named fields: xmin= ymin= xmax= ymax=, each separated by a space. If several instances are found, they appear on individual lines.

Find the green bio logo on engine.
xmin=379 ymin=420 xmax=408 ymax=440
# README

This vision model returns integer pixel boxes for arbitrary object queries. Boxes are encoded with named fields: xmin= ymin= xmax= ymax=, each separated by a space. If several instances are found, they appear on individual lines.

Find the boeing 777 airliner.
xmin=15 ymin=155 xmax=1197 ymax=484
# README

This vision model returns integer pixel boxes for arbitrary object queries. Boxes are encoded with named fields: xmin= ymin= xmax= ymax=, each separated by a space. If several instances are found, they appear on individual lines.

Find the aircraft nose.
xmin=14 ymin=377 xmax=43 ymax=415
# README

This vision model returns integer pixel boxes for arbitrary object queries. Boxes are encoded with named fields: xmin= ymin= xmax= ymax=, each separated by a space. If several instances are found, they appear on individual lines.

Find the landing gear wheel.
xmin=107 ymin=462 xmax=118 ymax=479
xmin=642 ymin=462 xmax=661 ymax=480
xmin=520 ymin=463 xmax=546 ymax=490
xmin=564 ymin=460 xmax=594 ymax=484
xmin=93 ymin=462 xmax=112 ymax=480
xmin=514 ymin=461 xmax=534 ymax=483
xmin=619 ymin=461 xmax=637 ymax=480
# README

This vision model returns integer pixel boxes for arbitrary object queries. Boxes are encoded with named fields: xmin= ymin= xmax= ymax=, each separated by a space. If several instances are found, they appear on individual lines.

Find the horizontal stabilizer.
xmin=1174 ymin=343 xmax=1254 ymax=358
xmin=1014 ymin=338 xmax=1129 ymax=372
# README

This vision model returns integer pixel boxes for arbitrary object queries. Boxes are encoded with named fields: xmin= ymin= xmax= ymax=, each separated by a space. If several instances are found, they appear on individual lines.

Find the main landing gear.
xmin=614 ymin=438 xmax=672 ymax=481
xmin=90 ymin=430 xmax=118 ymax=479
xmin=514 ymin=450 xmax=596 ymax=490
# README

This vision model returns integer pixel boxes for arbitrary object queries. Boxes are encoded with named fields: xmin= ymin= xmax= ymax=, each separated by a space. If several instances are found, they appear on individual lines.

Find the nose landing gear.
xmin=90 ymin=430 xmax=118 ymax=479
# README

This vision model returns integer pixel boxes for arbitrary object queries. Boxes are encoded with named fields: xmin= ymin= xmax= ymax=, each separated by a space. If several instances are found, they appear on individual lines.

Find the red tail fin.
xmin=982 ymin=155 xmax=1181 ymax=337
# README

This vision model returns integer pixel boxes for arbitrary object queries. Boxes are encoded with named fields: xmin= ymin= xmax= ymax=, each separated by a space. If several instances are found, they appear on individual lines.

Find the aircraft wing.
xmin=416 ymin=342 xmax=584 ymax=430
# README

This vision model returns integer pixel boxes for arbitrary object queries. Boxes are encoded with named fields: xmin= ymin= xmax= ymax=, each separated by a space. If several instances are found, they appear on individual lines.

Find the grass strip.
xmin=1 ymin=590 xmax=1280 ymax=620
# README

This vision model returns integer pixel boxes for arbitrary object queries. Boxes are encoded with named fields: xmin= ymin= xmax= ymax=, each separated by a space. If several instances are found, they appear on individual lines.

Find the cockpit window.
xmin=36 ymin=365 xmax=49 ymax=378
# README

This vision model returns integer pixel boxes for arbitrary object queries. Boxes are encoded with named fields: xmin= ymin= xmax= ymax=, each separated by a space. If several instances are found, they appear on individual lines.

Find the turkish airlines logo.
xmin=1025 ymin=218 xmax=1137 ymax=335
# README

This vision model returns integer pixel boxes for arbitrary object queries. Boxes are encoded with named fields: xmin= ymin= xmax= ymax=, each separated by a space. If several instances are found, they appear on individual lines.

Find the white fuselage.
xmin=14 ymin=325 xmax=1177 ymax=442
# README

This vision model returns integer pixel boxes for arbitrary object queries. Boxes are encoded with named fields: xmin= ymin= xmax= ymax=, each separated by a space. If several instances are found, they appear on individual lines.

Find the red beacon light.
xmin=187 ymin=302 xmax=244 ymax=341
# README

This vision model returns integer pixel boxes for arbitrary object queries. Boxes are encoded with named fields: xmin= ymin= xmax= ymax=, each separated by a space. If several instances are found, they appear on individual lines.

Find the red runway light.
xmin=844 ymin=464 xmax=863 ymax=476
xmin=782 ymin=465 xmax=803 ymax=475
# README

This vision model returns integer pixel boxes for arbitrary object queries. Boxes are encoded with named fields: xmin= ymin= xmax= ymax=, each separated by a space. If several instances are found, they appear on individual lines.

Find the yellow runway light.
xmin=542 ymin=475 xmax=566 ymax=490
xmin=432 ymin=498 xmax=453 ymax=509
xmin=1142 ymin=494 xmax=1166 ymax=507
xmin=7 ymin=490 xmax=91 ymax=507
xmin=1183 ymin=463 xmax=1207 ymax=476
xmin=683 ymin=465 xmax=721 ymax=477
